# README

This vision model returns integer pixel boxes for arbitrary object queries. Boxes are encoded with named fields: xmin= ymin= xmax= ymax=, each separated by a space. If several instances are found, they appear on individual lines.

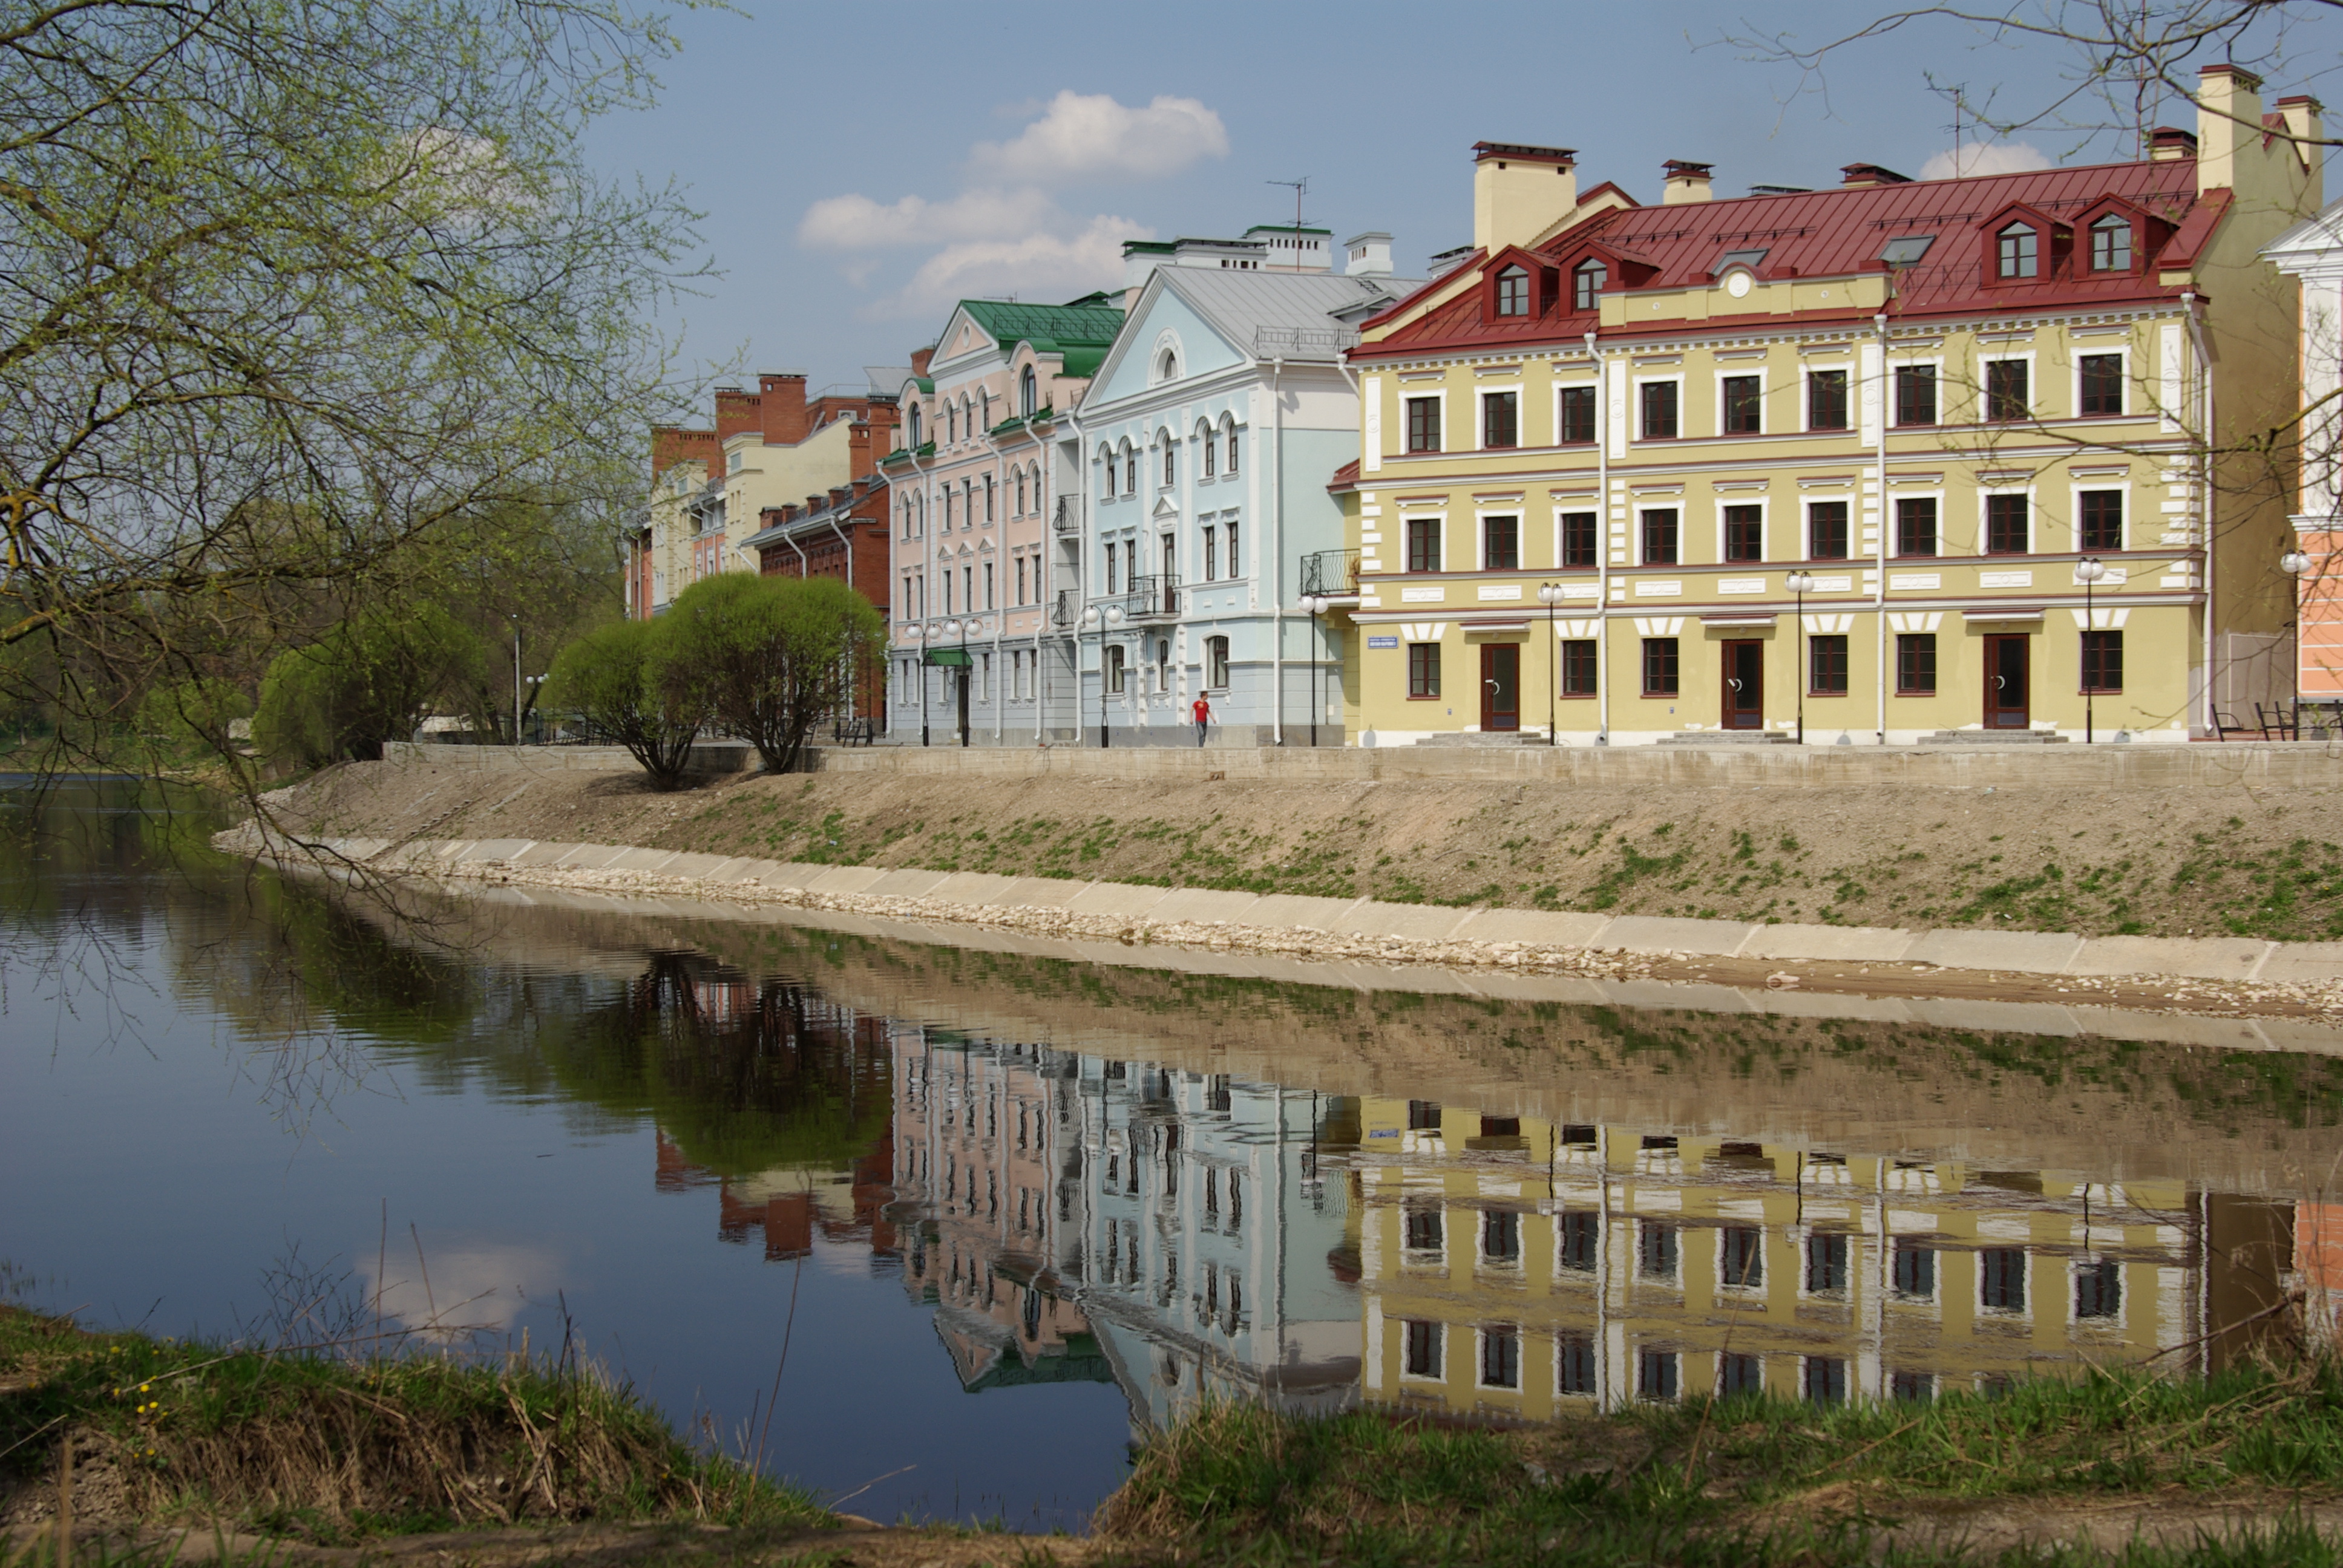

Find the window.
xmin=1641 ymin=508 xmax=1678 ymax=565
xmin=1406 ymin=515 xmax=1443 ymax=573
xmin=1207 ymin=635 xmax=1229 ymax=690
xmin=1403 ymin=1319 xmax=1442 ymax=1378
xmin=1484 ymin=1211 xmax=1522 ymax=1264
xmin=1558 ymin=1212 xmax=1598 ymax=1272
xmin=1804 ymin=1356 xmax=1849 ymax=1406
xmin=1201 ymin=428 xmax=1216 ymax=478
xmin=908 ymin=405 xmax=923 ymax=446
xmin=1562 ymin=639 xmax=1598 ymax=695
xmin=1893 ymin=1241 xmax=1937 ymax=1297
xmin=1573 ymin=259 xmax=1607 ymax=310
xmin=1480 ymin=1327 xmax=1521 ymax=1388
xmin=1483 ymin=514 xmax=1519 ymax=571
xmin=1404 ymin=1207 xmax=1443 ymax=1252
xmin=1157 ymin=349 xmax=1176 ymax=382
xmin=1558 ymin=1334 xmax=1598 ymax=1394
xmin=1104 ymin=544 xmax=1118 ymax=595
xmin=1495 ymin=265 xmax=1530 ymax=317
xmin=1020 ymin=365 xmax=1037 ymax=416
xmin=2089 ymin=214 xmax=2132 ymax=272
xmin=1980 ymin=1249 xmax=2028 ymax=1312
xmin=1987 ymin=492 xmax=2030 ymax=554
xmin=1806 ymin=1232 xmax=1850 ymax=1293
xmin=2076 ymin=1259 xmax=2122 ymax=1319
xmin=1562 ymin=511 xmax=1598 ymax=567
xmin=1202 ymin=526 xmax=1216 ymax=581
xmin=941 ymin=569 xmax=954 ymax=615
xmin=1015 ymin=557 xmax=1026 ymax=606
xmin=1124 ymin=444 xmax=1137 ymax=493
xmin=1558 ymin=385 xmax=1596 ymax=444
xmin=1104 ymin=644 xmax=1126 ymax=694
xmin=1015 ymin=471 xmax=1026 ymax=515
xmin=1225 ymin=420 xmax=1240 ymax=474
xmin=2073 ymin=488 xmax=2124 ymax=552
xmin=1896 ymin=634 xmax=1937 ymax=695
xmin=1809 ymin=634 xmax=1849 ymax=694
xmin=2079 ymin=354 xmax=2125 ymax=416
xmin=1637 ymin=1348 xmax=1679 ymax=1401
xmin=983 ymin=561 xmax=995 ymax=609
xmin=1640 ymin=380 xmax=1679 ymax=439
xmin=1719 ymin=1353 xmax=1764 ymax=1398
xmin=1895 ymin=364 xmax=1938 ymax=426
xmin=1407 ymin=1099 xmax=1441 ymax=1130
xmin=946 ymin=403 xmax=956 ymax=444
xmin=1099 ymin=448 xmax=1115 ymax=499
xmin=1405 ymin=396 xmax=1441 ymax=453
xmin=1642 ymin=638 xmax=1679 ymax=696
xmin=1482 ymin=390 xmax=1519 ymax=449
xmin=1724 ymin=504 xmax=1764 ymax=563
xmin=1227 ymin=520 xmax=1239 ymax=573
xmin=1896 ymin=496 xmax=1939 ymax=557
xmin=1808 ymin=501 xmax=1849 ymax=560
xmin=1997 ymin=223 xmax=2038 ymax=279
xmin=1720 ymin=1227 xmax=1763 ymax=1289
xmin=1162 ymin=439 xmax=1175 ymax=488
xmin=1408 ymin=641 xmax=1441 ymax=698
xmin=1722 ymin=374 xmax=1761 ymax=434
xmin=1807 ymin=368 xmax=1849 ymax=430
xmin=1986 ymin=359 xmax=2030 ymax=422
xmin=2082 ymin=630 xmax=2123 ymax=692
xmin=985 ymin=474 xmax=996 ymax=521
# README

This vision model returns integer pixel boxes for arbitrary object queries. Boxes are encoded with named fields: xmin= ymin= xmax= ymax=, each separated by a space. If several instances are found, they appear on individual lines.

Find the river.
xmin=4 ymin=779 xmax=2339 ymax=1531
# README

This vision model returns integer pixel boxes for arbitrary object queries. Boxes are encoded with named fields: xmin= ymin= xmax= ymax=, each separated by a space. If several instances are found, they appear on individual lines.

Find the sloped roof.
xmin=1362 ymin=157 xmax=2209 ymax=356
xmin=2261 ymin=192 xmax=2343 ymax=266
xmin=1160 ymin=267 xmax=1421 ymax=361
xmin=957 ymin=298 xmax=1124 ymax=350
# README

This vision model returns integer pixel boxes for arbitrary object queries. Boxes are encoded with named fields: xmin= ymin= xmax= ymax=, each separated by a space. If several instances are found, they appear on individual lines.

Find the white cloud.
xmin=877 ymin=214 xmax=1152 ymax=318
xmin=364 ymin=1243 xmax=557 ymax=1341
xmin=797 ymin=187 xmax=1058 ymax=250
xmin=1918 ymin=141 xmax=2055 ymax=181
xmin=968 ymin=91 xmax=1228 ymax=185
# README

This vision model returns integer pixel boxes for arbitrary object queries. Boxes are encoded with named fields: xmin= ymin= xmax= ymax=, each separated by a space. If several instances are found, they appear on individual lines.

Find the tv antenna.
xmin=1267 ymin=176 xmax=1309 ymax=269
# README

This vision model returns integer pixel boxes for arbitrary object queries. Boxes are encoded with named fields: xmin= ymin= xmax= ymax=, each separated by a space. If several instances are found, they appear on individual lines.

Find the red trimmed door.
xmin=1722 ymin=641 xmax=1764 ymax=730
xmin=1985 ymin=635 xmax=2030 ymax=728
xmin=1480 ymin=644 xmax=1520 ymax=731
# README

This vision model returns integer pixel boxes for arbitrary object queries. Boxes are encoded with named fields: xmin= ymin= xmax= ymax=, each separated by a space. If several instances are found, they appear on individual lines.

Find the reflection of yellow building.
xmin=1346 ymin=1100 xmax=2208 ymax=1416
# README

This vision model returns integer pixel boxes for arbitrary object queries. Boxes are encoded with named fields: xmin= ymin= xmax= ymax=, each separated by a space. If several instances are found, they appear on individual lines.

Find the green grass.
xmin=1095 ymin=1361 xmax=2343 ymax=1566
xmin=0 ymin=1306 xmax=831 ymax=1544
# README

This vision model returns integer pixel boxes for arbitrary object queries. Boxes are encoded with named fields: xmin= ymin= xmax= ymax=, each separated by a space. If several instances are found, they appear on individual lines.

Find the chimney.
xmin=650 ymin=426 xmax=721 ymax=482
xmin=1839 ymin=163 xmax=1912 ymax=188
xmin=1472 ymin=142 xmax=1578 ymax=255
xmin=1343 ymin=231 xmax=1394 ymax=276
xmin=1661 ymin=160 xmax=1714 ymax=204
xmin=2149 ymin=125 xmax=2199 ymax=162
xmin=909 ymin=346 xmax=934 ymax=377
xmin=758 ymin=372 xmax=810 ymax=446
xmin=847 ymin=419 xmax=875 ymax=479
xmin=713 ymin=385 xmax=761 ymax=456
xmin=2195 ymin=63 xmax=2264 ymax=195
xmin=2275 ymin=94 xmax=2325 ymax=206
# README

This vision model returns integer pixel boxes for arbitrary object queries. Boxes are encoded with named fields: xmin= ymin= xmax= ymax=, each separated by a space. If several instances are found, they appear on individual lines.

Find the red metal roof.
xmin=1359 ymin=157 xmax=2210 ymax=358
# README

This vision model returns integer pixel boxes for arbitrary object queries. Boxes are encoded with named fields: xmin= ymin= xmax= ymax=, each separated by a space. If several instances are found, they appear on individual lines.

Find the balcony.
xmin=1124 ymin=573 xmax=1181 ymax=621
xmin=1299 ymin=548 xmax=1362 ymax=598
xmin=1052 ymin=589 xmax=1076 ymax=629
xmin=1054 ymin=495 xmax=1081 ymax=535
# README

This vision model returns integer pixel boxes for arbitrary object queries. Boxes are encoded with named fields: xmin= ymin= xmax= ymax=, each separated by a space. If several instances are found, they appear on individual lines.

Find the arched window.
xmin=1201 ymin=423 xmax=1216 ymax=478
xmin=945 ymin=403 xmax=956 ymax=445
xmin=1158 ymin=348 xmax=1178 ymax=383
xmin=960 ymin=396 xmax=973 ymax=440
xmin=1015 ymin=469 xmax=1027 ymax=514
xmin=942 ymin=488 xmax=954 ymax=529
xmin=984 ymin=474 xmax=995 ymax=522
xmin=1122 ymin=441 xmax=1137 ymax=494
xmin=2089 ymin=214 xmax=2132 ymax=272
xmin=1224 ymin=417 xmax=1239 ymax=474
xmin=978 ymin=390 xmax=989 ymax=431
xmin=908 ymin=405 xmax=923 ymax=446
xmin=1020 ymin=366 xmax=1037 ymax=416
xmin=1496 ymin=265 xmax=1530 ymax=316
xmin=1997 ymin=223 xmax=2037 ymax=279
xmin=1573 ymin=260 xmax=1606 ymax=311
xmin=1099 ymin=445 xmax=1116 ymax=498
xmin=1161 ymin=434 xmax=1176 ymax=488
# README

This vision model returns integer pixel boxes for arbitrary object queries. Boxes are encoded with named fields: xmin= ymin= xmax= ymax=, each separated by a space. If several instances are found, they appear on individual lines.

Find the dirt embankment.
xmin=270 ymin=757 xmax=2343 ymax=942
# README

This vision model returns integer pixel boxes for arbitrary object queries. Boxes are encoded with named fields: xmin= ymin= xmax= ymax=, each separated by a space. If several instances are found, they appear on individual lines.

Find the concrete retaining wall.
xmin=384 ymin=740 xmax=756 ymax=773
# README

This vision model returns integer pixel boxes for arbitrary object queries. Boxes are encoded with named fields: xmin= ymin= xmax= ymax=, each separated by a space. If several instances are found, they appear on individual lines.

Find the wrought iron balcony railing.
xmin=1123 ymin=573 xmax=1180 ymax=621
xmin=1299 ymin=548 xmax=1362 ymax=598
xmin=1053 ymin=496 xmax=1081 ymax=535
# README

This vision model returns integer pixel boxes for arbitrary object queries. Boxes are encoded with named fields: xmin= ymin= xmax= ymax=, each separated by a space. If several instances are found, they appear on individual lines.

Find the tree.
xmin=545 ymin=618 xmax=704 ymax=791
xmin=657 ymin=574 xmax=885 ymax=776
xmin=254 ymin=606 xmax=485 ymax=768
xmin=0 ymin=0 xmax=701 ymax=785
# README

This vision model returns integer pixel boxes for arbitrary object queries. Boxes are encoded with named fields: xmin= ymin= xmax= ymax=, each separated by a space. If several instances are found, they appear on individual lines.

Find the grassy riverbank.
xmin=272 ymin=760 xmax=2343 ymax=942
xmin=0 ymin=1305 xmax=831 ymax=1546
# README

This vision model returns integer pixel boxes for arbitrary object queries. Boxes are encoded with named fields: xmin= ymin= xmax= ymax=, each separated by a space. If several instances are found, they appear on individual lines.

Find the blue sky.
xmin=582 ymin=1 xmax=2337 ymax=402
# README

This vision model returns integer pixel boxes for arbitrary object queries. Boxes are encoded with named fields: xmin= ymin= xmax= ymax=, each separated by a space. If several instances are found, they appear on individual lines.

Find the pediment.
xmin=1152 ymin=495 xmax=1181 ymax=520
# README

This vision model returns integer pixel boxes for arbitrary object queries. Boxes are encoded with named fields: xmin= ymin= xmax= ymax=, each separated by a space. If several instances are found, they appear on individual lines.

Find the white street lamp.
xmin=2282 ymin=549 xmax=2315 ymax=729
xmin=1535 ymin=583 xmax=1566 ymax=745
xmin=1783 ymin=570 xmax=1817 ymax=744
xmin=2074 ymin=557 xmax=2108 ymax=743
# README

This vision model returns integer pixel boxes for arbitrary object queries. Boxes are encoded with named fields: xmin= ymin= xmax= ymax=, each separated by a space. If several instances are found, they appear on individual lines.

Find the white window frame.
xmin=1976 ymin=482 xmax=2039 ymax=558
xmin=1978 ymin=1246 xmax=2034 ymax=1321
xmin=1475 ymin=382 xmax=1523 ymax=452
xmin=1799 ymin=359 xmax=1853 ymax=434
xmin=1633 ymin=374 xmax=1686 ymax=442
xmin=1637 ymin=504 xmax=1683 ymax=567
xmin=1715 ymin=1227 xmax=1768 ymax=1296
xmin=2067 ymin=479 xmax=2133 ymax=554
xmin=1475 ymin=505 xmax=1525 ymax=571
xmin=1552 ymin=375 xmax=1599 ymax=447
xmin=1714 ymin=494 xmax=1771 ymax=566
xmin=1976 ymin=348 xmax=2039 ymax=423
xmin=1397 ymin=1313 xmax=1446 ymax=1383
xmin=1399 ymin=504 xmax=1449 ymax=573
xmin=1550 ymin=503 xmax=1601 ymax=575
xmin=1096 ymin=445 xmax=1118 ymax=501
xmin=1804 ymin=494 xmax=1855 ymax=561
xmin=1889 ymin=486 xmax=1947 ymax=560
xmin=2069 ymin=344 xmax=2132 ymax=422
xmin=1223 ymin=416 xmax=1242 ymax=475
xmin=1401 ymin=388 xmax=1449 ymax=457
xmin=1713 ymin=364 xmax=1769 ymax=438
xmin=1888 ymin=354 xmax=1945 ymax=429
xmin=1475 ymin=1324 xmax=1523 ymax=1391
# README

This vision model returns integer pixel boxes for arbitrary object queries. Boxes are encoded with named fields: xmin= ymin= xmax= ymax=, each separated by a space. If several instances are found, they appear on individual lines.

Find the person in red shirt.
xmin=1191 ymin=694 xmax=1210 ymax=748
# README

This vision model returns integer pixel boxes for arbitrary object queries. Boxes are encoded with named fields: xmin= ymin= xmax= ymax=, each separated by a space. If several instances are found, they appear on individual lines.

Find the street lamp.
xmin=921 ymin=620 xmax=942 ymax=746
xmin=1298 ymin=594 xmax=1325 ymax=747
xmin=1783 ymin=570 xmax=1815 ymax=744
xmin=1536 ymin=583 xmax=1564 ymax=745
xmin=1080 ymin=604 xmax=1123 ymax=747
xmin=941 ymin=618 xmax=968 ymax=746
xmin=2074 ymin=557 xmax=2108 ymax=743
xmin=2282 ymin=549 xmax=2314 ymax=730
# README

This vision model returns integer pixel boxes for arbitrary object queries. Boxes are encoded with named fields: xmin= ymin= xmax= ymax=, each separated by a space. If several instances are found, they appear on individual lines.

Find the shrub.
xmin=655 ymin=575 xmax=884 ymax=775
xmin=254 ymin=607 xmax=483 ymax=768
xmin=546 ymin=618 xmax=705 ymax=790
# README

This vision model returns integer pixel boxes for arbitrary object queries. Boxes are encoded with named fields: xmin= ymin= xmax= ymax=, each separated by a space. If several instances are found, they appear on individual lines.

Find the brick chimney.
xmin=909 ymin=346 xmax=935 ymax=377
xmin=651 ymin=425 xmax=721 ymax=481
xmin=1661 ymin=160 xmax=1714 ymax=204
xmin=2149 ymin=125 xmax=2199 ymax=162
xmin=758 ymin=372 xmax=810 ymax=445
xmin=713 ymin=385 xmax=761 ymax=456
xmin=1840 ymin=163 xmax=1912 ymax=188
xmin=847 ymin=419 xmax=876 ymax=479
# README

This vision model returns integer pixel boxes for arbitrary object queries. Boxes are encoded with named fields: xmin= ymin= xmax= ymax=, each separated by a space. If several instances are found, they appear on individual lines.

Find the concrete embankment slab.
xmin=1244 ymin=894 xmax=1366 ymax=931
xmin=1147 ymin=887 xmax=1264 ymax=925
xmin=1907 ymin=996 xmax=2083 ymax=1036
xmin=2066 ymin=935 xmax=2274 ymax=981
xmin=510 ymin=841 xmax=577 ymax=866
xmin=1902 ymin=929 xmax=2086 ymax=974
xmin=2255 ymin=941 xmax=2343 ymax=984
xmin=807 ymin=866 xmax=888 ymax=895
xmin=1452 ymin=909 xmax=1614 ymax=947
xmin=1600 ymin=916 xmax=1757 ymax=958
xmin=863 ymin=869 xmax=951 ymax=900
xmin=754 ymin=862 xmax=827 ymax=889
xmin=925 ymin=872 xmax=1021 ymax=905
xmin=1064 ymin=883 xmax=1168 ymax=919
xmin=606 ymin=848 xmax=681 ymax=874
xmin=1332 ymin=901 xmax=1480 ymax=942
xmin=456 ymin=838 xmax=536 ymax=863
xmin=1740 ymin=924 xmax=1917 ymax=963
xmin=984 ymin=876 xmax=1095 ymax=909
xmin=555 ymin=844 xmax=631 ymax=869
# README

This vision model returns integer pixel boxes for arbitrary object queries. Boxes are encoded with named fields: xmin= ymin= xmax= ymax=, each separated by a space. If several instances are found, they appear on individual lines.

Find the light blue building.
xmin=1063 ymin=234 xmax=1415 ymax=745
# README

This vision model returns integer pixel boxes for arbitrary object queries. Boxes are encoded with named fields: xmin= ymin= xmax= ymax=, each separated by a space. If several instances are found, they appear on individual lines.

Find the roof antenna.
xmin=1268 ymin=177 xmax=1309 ymax=270
xmin=1927 ymin=81 xmax=1969 ymax=175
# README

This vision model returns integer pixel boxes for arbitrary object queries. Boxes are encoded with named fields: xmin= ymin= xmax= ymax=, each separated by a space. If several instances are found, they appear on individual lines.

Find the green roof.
xmin=1058 ymin=347 xmax=1108 ymax=379
xmin=958 ymin=298 xmax=1123 ymax=350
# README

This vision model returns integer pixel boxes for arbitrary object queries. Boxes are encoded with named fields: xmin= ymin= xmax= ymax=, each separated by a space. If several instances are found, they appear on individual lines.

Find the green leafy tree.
xmin=545 ymin=618 xmax=704 ymax=790
xmin=136 ymin=677 xmax=254 ymax=756
xmin=254 ymin=607 xmax=485 ymax=768
xmin=657 ymin=574 xmax=885 ymax=776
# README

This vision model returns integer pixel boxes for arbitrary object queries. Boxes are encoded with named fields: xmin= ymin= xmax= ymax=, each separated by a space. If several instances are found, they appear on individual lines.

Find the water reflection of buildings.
xmin=889 ymin=1033 xmax=1359 ymax=1428
xmin=1331 ymin=1100 xmax=2299 ymax=1419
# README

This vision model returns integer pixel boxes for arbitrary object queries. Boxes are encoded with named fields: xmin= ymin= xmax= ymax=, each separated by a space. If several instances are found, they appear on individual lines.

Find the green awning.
xmin=923 ymin=648 xmax=974 ymax=667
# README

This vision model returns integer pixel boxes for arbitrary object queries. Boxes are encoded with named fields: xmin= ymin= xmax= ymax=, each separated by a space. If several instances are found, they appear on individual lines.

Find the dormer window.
xmin=1157 ymin=348 xmax=1178 ymax=382
xmin=2089 ymin=214 xmax=2133 ymax=272
xmin=1573 ymin=260 xmax=1607 ymax=311
xmin=1997 ymin=223 xmax=2038 ymax=279
xmin=1496 ymin=266 xmax=1530 ymax=317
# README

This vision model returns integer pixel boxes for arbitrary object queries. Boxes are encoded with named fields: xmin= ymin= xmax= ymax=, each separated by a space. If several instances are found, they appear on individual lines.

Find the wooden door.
xmin=1480 ymin=644 xmax=1520 ymax=731
xmin=1721 ymin=641 xmax=1764 ymax=729
xmin=1984 ymin=635 xmax=2030 ymax=728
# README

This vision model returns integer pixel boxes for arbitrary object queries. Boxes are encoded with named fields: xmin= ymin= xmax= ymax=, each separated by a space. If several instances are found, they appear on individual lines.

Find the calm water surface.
xmin=4 ymin=780 xmax=2340 ymax=1530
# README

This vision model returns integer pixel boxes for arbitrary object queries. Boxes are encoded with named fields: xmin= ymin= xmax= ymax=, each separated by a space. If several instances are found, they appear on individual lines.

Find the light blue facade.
xmin=1065 ymin=265 xmax=1403 ymax=746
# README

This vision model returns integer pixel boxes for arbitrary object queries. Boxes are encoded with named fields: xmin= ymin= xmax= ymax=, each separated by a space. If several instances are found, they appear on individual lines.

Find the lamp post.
xmin=1536 ymin=583 xmax=1563 ymax=745
xmin=1081 ymin=604 xmax=1122 ymax=746
xmin=921 ymin=621 xmax=940 ymax=746
xmin=1297 ymin=594 xmax=1324 ymax=747
xmin=942 ymin=618 xmax=969 ymax=746
xmin=2282 ymin=549 xmax=2313 ymax=729
xmin=510 ymin=613 xmax=522 ymax=747
xmin=2074 ymin=556 xmax=2108 ymax=743
xmin=1783 ymin=570 xmax=1815 ymax=745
